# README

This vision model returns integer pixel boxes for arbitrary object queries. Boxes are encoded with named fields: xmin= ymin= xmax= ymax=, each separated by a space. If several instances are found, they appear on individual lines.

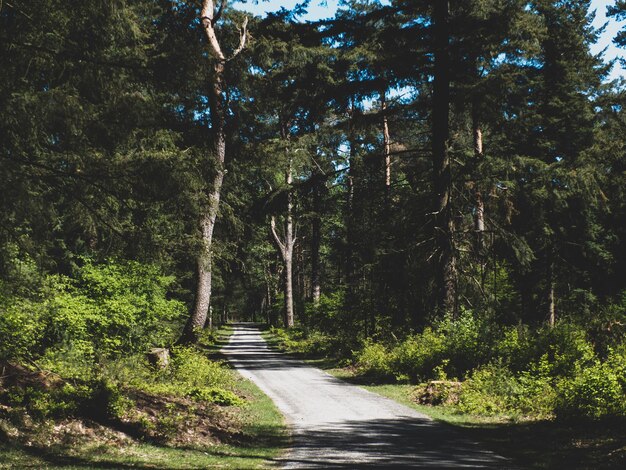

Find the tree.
xmin=431 ymin=0 xmax=457 ymax=317
xmin=608 ymin=0 xmax=626 ymax=48
xmin=179 ymin=0 xmax=248 ymax=343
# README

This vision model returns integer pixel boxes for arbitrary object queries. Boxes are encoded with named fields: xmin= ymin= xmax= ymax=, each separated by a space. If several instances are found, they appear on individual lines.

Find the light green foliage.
xmin=0 ymin=298 xmax=46 ymax=362
xmin=556 ymin=361 xmax=626 ymax=419
xmin=347 ymin=312 xmax=626 ymax=419
xmin=1 ymin=259 xmax=185 ymax=366
xmin=390 ymin=328 xmax=446 ymax=383
xmin=458 ymin=363 xmax=522 ymax=416
xmin=356 ymin=340 xmax=393 ymax=379
xmin=531 ymin=323 xmax=597 ymax=377
xmin=434 ymin=311 xmax=494 ymax=377
xmin=48 ymin=260 xmax=185 ymax=357
xmin=270 ymin=326 xmax=346 ymax=358
xmin=188 ymin=387 xmax=245 ymax=407
xmin=168 ymin=346 xmax=233 ymax=390
xmin=104 ymin=348 xmax=240 ymax=406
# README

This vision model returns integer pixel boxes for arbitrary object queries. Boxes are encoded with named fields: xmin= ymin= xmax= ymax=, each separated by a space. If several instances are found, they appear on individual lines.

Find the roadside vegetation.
xmin=265 ymin=306 xmax=626 ymax=469
xmin=0 ymin=259 xmax=286 ymax=469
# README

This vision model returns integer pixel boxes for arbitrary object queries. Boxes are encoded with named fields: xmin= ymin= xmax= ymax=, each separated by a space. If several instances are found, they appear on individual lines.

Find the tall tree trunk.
xmin=271 ymin=158 xmax=295 ymax=328
xmin=283 ymin=163 xmax=295 ymax=327
xmin=546 ymin=247 xmax=556 ymax=327
xmin=179 ymin=1 xmax=247 ymax=344
xmin=381 ymin=87 xmax=391 ymax=201
xmin=472 ymin=102 xmax=486 ymax=291
xmin=345 ymin=102 xmax=357 ymax=288
xmin=432 ymin=0 xmax=457 ymax=317
xmin=472 ymin=105 xmax=485 ymax=237
xmin=311 ymin=178 xmax=322 ymax=305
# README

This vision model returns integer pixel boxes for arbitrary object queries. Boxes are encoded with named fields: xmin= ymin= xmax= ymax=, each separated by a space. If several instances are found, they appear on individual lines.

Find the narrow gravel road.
xmin=222 ymin=323 xmax=516 ymax=469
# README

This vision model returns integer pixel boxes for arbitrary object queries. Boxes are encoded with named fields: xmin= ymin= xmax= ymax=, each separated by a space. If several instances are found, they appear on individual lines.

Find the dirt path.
xmin=222 ymin=323 xmax=517 ymax=468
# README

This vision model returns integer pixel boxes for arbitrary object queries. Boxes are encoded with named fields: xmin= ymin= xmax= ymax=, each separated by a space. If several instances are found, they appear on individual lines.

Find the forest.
xmin=1 ymin=0 xmax=626 ymax=468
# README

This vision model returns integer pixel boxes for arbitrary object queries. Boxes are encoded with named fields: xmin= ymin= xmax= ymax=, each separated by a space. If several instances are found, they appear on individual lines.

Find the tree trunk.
xmin=381 ymin=87 xmax=391 ymax=201
xmin=472 ymin=104 xmax=485 ymax=244
xmin=178 ymin=1 xmax=247 ymax=344
xmin=547 ymin=248 xmax=556 ymax=327
xmin=283 ymin=163 xmax=295 ymax=327
xmin=311 ymin=178 xmax=322 ymax=306
xmin=432 ymin=0 xmax=456 ymax=317
xmin=179 ymin=60 xmax=226 ymax=343
xmin=271 ymin=158 xmax=296 ymax=329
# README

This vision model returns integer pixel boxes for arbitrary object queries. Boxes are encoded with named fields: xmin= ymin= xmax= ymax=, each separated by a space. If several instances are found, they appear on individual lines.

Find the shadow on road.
xmin=274 ymin=416 xmax=514 ymax=468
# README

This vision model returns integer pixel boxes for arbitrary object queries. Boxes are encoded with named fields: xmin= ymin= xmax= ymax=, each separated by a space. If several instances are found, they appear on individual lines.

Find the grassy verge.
xmin=0 ymin=324 xmax=288 ymax=470
xmin=324 ymin=366 xmax=626 ymax=469
xmin=261 ymin=327 xmax=626 ymax=469
xmin=0 ymin=376 xmax=286 ymax=469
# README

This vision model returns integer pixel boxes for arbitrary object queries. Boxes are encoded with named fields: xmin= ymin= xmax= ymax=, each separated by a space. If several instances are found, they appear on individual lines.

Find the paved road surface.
xmin=222 ymin=323 xmax=516 ymax=468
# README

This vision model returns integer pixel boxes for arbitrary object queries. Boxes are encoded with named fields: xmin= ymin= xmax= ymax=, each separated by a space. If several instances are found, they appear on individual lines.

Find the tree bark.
xmin=311 ymin=176 xmax=322 ymax=306
xmin=271 ymin=158 xmax=296 ymax=328
xmin=381 ymin=87 xmax=391 ymax=200
xmin=472 ymin=104 xmax=485 ymax=243
xmin=432 ymin=0 xmax=457 ymax=317
xmin=547 ymin=247 xmax=556 ymax=327
xmin=179 ymin=1 xmax=247 ymax=344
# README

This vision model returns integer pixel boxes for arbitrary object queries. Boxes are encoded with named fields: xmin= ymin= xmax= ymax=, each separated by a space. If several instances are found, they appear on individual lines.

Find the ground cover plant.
xmin=265 ymin=307 xmax=626 ymax=468
xmin=0 ymin=259 xmax=286 ymax=468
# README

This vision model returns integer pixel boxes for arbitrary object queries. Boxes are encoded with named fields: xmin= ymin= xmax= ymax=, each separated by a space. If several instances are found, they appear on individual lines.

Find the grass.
xmin=0 ymin=386 xmax=287 ymax=470
xmin=0 ymin=323 xmax=288 ymax=469
xmin=323 ymin=367 xmax=626 ymax=469
xmin=260 ymin=327 xmax=626 ymax=469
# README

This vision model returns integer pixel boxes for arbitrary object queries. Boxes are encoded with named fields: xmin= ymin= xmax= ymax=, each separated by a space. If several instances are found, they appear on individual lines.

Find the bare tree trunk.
xmin=547 ymin=248 xmax=556 ymax=327
xmin=179 ymin=1 xmax=247 ymax=344
xmin=381 ymin=87 xmax=391 ymax=200
xmin=271 ymin=159 xmax=296 ymax=328
xmin=472 ymin=105 xmax=485 ymax=243
xmin=432 ymin=0 xmax=457 ymax=318
xmin=311 ymin=177 xmax=322 ymax=306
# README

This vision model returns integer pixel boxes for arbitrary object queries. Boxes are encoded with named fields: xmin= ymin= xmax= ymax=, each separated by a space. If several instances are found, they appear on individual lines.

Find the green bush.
xmin=391 ymin=328 xmax=446 ymax=383
xmin=556 ymin=361 xmax=626 ymax=419
xmin=532 ymin=323 xmax=596 ymax=378
xmin=457 ymin=363 xmax=522 ymax=415
xmin=168 ymin=346 xmax=233 ymax=389
xmin=355 ymin=340 xmax=393 ymax=379
xmin=495 ymin=324 xmax=534 ymax=371
xmin=436 ymin=310 xmax=494 ymax=377
xmin=44 ymin=260 xmax=186 ymax=358
xmin=188 ymin=387 xmax=245 ymax=406
xmin=0 ymin=299 xmax=46 ymax=361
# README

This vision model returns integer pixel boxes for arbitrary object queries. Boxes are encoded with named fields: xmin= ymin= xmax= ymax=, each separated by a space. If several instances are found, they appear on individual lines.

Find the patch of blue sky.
xmin=235 ymin=0 xmax=625 ymax=80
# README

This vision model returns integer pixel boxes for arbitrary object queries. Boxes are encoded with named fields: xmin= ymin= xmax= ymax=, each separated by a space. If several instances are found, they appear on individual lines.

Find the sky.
xmin=234 ymin=0 xmax=626 ymax=81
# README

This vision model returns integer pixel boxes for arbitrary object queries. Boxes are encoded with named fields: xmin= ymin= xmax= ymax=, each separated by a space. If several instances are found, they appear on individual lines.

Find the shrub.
xmin=556 ymin=361 xmax=625 ymax=419
xmin=44 ymin=260 xmax=186 ymax=358
xmin=532 ymin=323 xmax=596 ymax=378
xmin=355 ymin=340 xmax=393 ymax=379
xmin=188 ymin=387 xmax=244 ymax=406
xmin=436 ymin=310 xmax=494 ymax=377
xmin=169 ymin=346 xmax=233 ymax=389
xmin=495 ymin=324 xmax=534 ymax=372
xmin=0 ymin=299 xmax=46 ymax=361
xmin=457 ymin=363 xmax=522 ymax=415
xmin=390 ymin=328 xmax=446 ymax=383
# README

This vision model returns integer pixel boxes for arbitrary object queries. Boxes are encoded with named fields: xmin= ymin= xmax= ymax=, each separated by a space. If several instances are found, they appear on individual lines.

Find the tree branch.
xmin=227 ymin=16 xmax=248 ymax=61
xmin=270 ymin=216 xmax=286 ymax=256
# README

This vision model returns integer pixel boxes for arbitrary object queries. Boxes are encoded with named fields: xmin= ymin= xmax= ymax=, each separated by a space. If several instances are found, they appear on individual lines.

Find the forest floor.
xmin=0 ymin=326 xmax=288 ymax=469
xmin=224 ymin=323 xmax=513 ymax=468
